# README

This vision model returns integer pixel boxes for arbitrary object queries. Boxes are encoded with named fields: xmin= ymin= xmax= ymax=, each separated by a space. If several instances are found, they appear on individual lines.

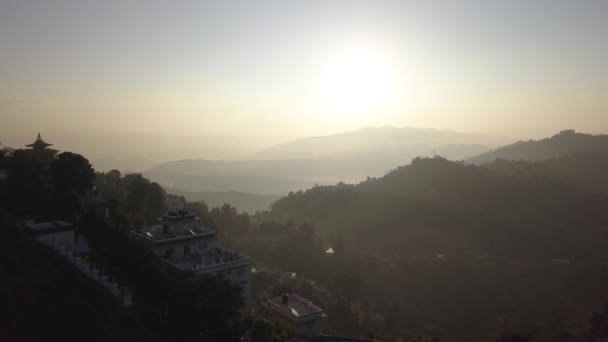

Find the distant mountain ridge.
xmin=468 ymin=130 xmax=608 ymax=164
xmin=254 ymin=125 xmax=510 ymax=160
xmin=93 ymin=157 xmax=158 ymax=173
xmin=144 ymin=126 xmax=511 ymax=201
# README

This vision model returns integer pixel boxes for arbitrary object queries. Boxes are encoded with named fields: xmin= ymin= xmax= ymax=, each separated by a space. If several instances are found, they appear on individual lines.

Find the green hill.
xmin=484 ymin=152 xmax=608 ymax=195
xmin=253 ymin=156 xmax=608 ymax=341
xmin=263 ymin=156 xmax=608 ymax=258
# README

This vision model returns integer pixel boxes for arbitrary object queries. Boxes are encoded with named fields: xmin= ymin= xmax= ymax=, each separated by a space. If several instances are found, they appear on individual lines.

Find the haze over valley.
xmin=141 ymin=126 xmax=511 ymax=210
xmin=3 ymin=1 xmax=608 ymax=342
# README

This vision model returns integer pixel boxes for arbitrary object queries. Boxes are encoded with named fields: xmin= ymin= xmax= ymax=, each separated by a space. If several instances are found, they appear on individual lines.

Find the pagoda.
xmin=26 ymin=132 xmax=54 ymax=151
xmin=19 ymin=132 xmax=58 ymax=163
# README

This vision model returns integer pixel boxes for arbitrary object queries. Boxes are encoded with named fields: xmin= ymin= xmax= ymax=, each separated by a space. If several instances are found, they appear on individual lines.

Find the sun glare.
xmin=318 ymin=44 xmax=398 ymax=124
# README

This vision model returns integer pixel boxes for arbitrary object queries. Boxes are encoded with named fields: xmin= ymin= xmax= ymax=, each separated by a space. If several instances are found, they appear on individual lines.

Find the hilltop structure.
xmin=7 ymin=133 xmax=59 ymax=190
xmin=26 ymin=132 xmax=54 ymax=150
xmin=130 ymin=210 xmax=252 ymax=311
xmin=19 ymin=132 xmax=59 ymax=162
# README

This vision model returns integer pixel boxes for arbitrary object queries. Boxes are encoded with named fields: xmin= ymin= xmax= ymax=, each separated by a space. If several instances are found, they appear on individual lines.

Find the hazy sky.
xmin=1 ymin=0 xmax=607 ymax=160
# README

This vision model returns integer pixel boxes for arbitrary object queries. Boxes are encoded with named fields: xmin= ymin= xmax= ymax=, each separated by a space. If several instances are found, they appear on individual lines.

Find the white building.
xmin=130 ymin=210 xmax=252 ymax=311
xmin=264 ymin=294 xmax=328 ymax=337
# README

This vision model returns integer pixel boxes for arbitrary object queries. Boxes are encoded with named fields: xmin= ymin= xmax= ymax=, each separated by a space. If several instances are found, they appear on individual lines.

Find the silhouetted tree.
xmin=51 ymin=152 xmax=95 ymax=196
xmin=333 ymin=273 xmax=364 ymax=301
xmin=250 ymin=317 xmax=283 ymax=342
xmin=143 ymin=182 xmax=166 ymax=224
xmin=50 ymin=152 xmax=95 ymax=216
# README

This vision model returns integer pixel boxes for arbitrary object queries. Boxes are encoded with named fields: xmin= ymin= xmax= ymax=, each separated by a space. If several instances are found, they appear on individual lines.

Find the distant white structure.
xmin=130 ymin=210 xmax=252 ymax=311
xmin=264 ymin=294 xmax=327 ymax=337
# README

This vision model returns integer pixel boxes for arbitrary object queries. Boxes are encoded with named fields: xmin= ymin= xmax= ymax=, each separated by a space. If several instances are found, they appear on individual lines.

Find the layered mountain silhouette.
xmin=468 ymin=129 xmax=608 ymax=164
xmin=144 ymin=126 xmax=510 ymax=211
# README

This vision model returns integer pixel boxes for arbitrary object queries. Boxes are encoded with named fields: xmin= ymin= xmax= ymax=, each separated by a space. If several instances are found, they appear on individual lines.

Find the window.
xmin=306 ymin=321 xmax=315 ymax=329
xmin=184 ymin=244 xmax=191 ymax=256
xmin=236 ymin=270 xmax=245 ymax=277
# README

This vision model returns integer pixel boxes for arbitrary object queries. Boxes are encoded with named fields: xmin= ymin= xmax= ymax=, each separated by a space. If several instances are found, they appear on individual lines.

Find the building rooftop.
xmin=166 ymin=246 xmax=250 ymax=272
xmin=131 ymin=224 xmax=216 ymax=244
xmin=160 ymin=210 xmax=198 ymax=222
xmin=23 ymin=220 xmax=72 ymax=233
xmin=26 ymin=132 xmax=53 ymax=150
xmin=267 ymin=294 xmax=326 ymax=320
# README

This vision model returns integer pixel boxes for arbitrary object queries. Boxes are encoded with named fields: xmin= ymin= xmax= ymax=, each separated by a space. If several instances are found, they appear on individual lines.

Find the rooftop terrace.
xmin=267 ymin=294 xmax=326 ymax=320
xmin=165 ymin=246 xmax=250 ymax=272
xmin=160 ymin=210 xmax=198 ymax=222
xmin=131 ymin=225 xmax=216 ymax=244
xmin=22 ymin=220 xmax=73 ymax=235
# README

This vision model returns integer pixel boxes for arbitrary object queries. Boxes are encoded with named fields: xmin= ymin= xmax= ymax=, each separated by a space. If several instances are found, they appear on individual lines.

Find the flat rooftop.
xmin=267 ymin=294 xmax=325 ymax=319
xmin=24 ymin=220 xmax=72 ymax=232
xmin=160 ymin=210 xmax=198 ymax=222
xmin=131 ymin=225 xmax=216 ymax=243
xmin=166 ymin=247 xmax=250 ymax=271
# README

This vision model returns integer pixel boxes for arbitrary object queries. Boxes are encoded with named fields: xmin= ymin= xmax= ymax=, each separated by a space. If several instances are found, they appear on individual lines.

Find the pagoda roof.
xmin=26 ymin=132 xmax=53 ymax=149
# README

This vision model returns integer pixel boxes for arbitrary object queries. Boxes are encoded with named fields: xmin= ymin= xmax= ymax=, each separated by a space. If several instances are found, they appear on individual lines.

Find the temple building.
xmin=22 ymin=132 xmax=58 ymax=162
xmin=11 ymin=132 xmax=59 ymax=166
xmin=130 ymin=210 xmax=252 ymax=312
xmin=8 ymin=133 xmax=59 ymax=189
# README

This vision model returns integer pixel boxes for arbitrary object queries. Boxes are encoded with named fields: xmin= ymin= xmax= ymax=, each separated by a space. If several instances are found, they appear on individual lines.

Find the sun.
xmin=317 ymin=44 xmax=398 ymax=124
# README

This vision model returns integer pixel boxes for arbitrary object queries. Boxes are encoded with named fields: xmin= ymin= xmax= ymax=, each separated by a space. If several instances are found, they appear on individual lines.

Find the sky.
xmin=1 ymin=0 xmax=608 ymax=161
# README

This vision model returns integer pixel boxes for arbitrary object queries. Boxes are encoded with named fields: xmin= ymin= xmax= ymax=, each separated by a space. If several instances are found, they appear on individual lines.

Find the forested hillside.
xmin=264 ymin=156 xmax=608 ymax=258
xmin=485 ymin=152 xmax=608 ymax=195
xmin=5 ymin=141 xmax=608 ymax=341
xmin=246 ymin=156 xmax=608 ymax=341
